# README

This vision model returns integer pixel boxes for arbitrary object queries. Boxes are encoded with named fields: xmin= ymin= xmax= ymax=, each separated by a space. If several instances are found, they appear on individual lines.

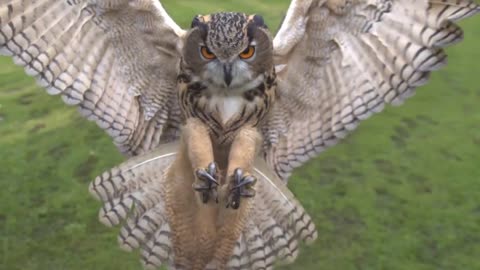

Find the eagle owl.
xmin=1 ymin=0 xmax=479 ymax=269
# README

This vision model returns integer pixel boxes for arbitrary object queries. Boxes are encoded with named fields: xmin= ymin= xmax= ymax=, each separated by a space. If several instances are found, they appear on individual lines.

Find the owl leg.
xmin=183 ymin=118 xmax=219 ymax=204
xmin=225 ymin=126 xmax=262 ymax=209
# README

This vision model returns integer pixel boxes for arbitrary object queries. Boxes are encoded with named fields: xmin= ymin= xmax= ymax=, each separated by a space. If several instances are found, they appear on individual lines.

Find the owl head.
xmin=182 ymin=12 xmax=273 ymax=93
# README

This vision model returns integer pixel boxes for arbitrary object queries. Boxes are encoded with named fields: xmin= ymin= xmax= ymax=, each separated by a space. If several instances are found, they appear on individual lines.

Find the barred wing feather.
xmin=0 ymin=0 xmax=185 ymax=155
xmin=264 ymin=0 xmax=480 ymax=180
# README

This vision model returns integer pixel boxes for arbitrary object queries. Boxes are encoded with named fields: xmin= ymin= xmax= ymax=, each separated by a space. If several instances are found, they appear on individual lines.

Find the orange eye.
xmin=200 ymin=46 xmax=216 ymax=60
xmin=239 ymin=46 xmax=255 ymax=59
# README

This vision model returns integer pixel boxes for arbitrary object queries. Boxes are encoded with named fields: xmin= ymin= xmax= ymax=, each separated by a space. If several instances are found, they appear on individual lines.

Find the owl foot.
xmin=226 ymin=168 xmax=257 ymax=210
xmin=193 ymin=162 xmax=219 ymax=204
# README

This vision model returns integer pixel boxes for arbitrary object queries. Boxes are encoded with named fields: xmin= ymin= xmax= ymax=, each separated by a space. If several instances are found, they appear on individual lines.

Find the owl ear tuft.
xmin=191 ymin=15 xmax=208 ymax=31
xmin=252 ymin=15 xmax=268 ymax=29
xmin=247 ymin=15 xmax=269 ymax=42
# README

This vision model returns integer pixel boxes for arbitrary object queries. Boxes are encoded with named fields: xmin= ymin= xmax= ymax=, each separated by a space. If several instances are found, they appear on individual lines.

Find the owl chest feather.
xmin=178 ymin=69 xmax=276 ymax=144
xmin=209 ymin=96 xmax=246 ymax=124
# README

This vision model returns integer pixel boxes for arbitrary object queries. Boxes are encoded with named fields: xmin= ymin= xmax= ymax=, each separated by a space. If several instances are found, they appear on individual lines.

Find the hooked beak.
xmin=223 ymin=63 xmax=233 ymax=87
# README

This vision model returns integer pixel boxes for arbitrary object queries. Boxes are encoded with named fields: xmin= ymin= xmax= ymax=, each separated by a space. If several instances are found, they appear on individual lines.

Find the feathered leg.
xmin=182 ymin=118 xmax=220 ymax=204
xmin=166 ymin=121 xmax=260 ymax=269
xmin=224 ymin=126 xmax=262 ymax=209
xmin=163 ymin=140 xmax=219 ymax=270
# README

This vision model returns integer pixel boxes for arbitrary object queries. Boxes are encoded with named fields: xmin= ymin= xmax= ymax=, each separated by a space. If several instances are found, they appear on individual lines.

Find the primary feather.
xmin=265 ymin=0 xmax=480 ymax=180
xmin=0 ymin=0 xmax=184 ymax=155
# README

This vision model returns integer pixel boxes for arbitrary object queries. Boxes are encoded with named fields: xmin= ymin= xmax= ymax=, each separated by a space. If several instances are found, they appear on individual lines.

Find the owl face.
xmin=182 ymin=12 xmax=273 ymax=94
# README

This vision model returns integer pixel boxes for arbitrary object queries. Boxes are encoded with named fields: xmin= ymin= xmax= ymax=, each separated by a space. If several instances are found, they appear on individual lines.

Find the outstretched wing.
xmin=262 ymin=0 xmax=480 ymax=180
xmin=0 ymin=0 xmax=185 ymax=155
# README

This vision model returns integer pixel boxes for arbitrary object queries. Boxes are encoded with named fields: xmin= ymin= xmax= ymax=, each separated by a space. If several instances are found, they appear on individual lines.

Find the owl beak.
xmin=223 ymin=64 xmax=233 ymax=87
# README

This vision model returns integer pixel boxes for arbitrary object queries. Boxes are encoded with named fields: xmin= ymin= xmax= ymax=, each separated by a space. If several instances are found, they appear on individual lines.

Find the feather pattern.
xmin=0 ymin=0 xmax=185 ymax=155
xmin=266 ymin=0 xmax=480 ymax=180
xmin=89 ymin=143 xmax=317 ymax=269
xmin=90 ymin=143 xmax=177 ymax=268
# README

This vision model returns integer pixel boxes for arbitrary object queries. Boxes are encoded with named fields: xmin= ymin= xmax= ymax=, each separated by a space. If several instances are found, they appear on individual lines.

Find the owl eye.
xmin=239 ymin=46 xmax=256 ymax=59
xmin=200 ymin=46 xmax=216 ymax=60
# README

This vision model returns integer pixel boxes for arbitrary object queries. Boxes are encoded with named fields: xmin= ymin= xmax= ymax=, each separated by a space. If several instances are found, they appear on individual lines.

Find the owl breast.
xmin=209 ymin=96 xmax=246 ymax=124
xmin=177 ymin=69 xmax=276 ymax=145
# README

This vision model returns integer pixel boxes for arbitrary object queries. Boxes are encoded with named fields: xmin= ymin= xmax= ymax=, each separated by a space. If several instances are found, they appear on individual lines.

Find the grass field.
xmin=1 ymin=1 xmax=480 ymax=269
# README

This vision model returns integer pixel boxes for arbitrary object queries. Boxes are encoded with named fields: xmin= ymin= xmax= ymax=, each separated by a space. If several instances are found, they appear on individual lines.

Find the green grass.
xmin=1 ymin=1 xmax=480 ymax=269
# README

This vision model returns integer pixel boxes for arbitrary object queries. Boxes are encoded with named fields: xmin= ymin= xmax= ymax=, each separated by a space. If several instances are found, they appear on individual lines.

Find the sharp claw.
xmin=196 ymin=169 xmax=219 ymax=185
xmin=230 ymin=175 xmax=257 ymax=190
xmin=207 ymin=162 xmax=217 ymax=175
xmin=227 ymin=168 xmax=257 ymax=209
xmin=193 ymin=162 xmax=219 ymax=204
xmin=234 ymin=168 xmax=243 ymax=180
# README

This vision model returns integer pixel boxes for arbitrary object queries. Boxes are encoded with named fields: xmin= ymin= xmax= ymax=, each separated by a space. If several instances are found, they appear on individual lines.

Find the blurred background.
xmin=1 ymin=1 xmax=480 ymax=269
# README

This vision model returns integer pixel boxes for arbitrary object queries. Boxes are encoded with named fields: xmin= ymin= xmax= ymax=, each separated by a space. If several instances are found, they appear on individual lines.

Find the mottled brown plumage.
xmin=178 ymin=13 xmax=275 ymax=145
xmin=1 ymin=0 xmax=479 ymax=269
xmin=175 ymin=12 xmax=278 ymax=211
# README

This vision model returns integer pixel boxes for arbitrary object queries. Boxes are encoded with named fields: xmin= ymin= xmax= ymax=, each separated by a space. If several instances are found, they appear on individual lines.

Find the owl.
xmin=1 ymin=0 xmax=479 ymax=269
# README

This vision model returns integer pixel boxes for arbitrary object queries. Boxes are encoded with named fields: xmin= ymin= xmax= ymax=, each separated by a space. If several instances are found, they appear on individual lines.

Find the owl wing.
xmin=0 ymin=0 xmax=185 ymax=155
xmin=263 ymin=0 xmax=480 ymax=180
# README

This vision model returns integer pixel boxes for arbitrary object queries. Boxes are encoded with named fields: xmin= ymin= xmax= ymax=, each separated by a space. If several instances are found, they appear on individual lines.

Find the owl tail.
xmin=89 ymin=143 xmax=178 ymax=268
xmin=89 ymin=143 xmax=317 ymax=270
xmin=222 ymin=158 xmax=317 ymax=270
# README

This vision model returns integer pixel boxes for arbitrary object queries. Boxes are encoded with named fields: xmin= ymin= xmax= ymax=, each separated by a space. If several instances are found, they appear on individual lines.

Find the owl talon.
xmin=226 ymin=168 xmax=257 ymax=209
xmin=193 ymin=162 xmax=219 ymax=203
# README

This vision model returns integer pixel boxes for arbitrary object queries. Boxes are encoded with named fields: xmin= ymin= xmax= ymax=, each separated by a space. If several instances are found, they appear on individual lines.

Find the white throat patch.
xmin=210 ymin=95 xmax=246 ymax=124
